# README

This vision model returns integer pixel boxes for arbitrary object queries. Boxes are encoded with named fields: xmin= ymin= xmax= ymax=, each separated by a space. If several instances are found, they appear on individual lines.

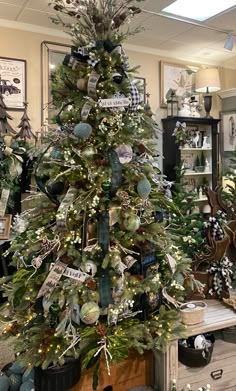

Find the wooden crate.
xmin=178 ymin=339 xmax=236 ymax=391
xmin=153 ymin=300 xmax=236 ymax=391
xmin=69 ymin=351 xmax=153 ymax=391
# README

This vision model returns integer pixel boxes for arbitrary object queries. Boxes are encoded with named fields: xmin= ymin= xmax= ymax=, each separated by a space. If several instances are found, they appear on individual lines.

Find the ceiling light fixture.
xmin=224 ymin=34 xmax=235 ymax=50
xmin=142 ymin=8 xmax=236 ymax=52
xmin=162 ymin=0 xmax=236 ymax=22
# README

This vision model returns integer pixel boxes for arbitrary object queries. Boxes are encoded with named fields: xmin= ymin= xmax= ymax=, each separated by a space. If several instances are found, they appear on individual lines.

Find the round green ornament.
xmin=137 ymin=177 xmax=151 ymax=199
xmin=73 ymin=122 xmax=93 ymax=139
xmin=124 ymin=214 xmax=141 ymax=232
xmin=80 ymin=302 xmax=100 ymax=324
xmin=101 ymin=181 xmax=112 ymax=192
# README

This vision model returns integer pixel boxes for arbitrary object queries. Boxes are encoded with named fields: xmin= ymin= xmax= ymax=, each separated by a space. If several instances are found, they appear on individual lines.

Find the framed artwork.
xmin=41 ymin=41 xmax=71 ymax=127
xmin=220 ymin=110 xmax=236 ymax=176
xmin=0 ymin=57 xmax=26 ymax=110
xmin=222 ymin=111 xmax=236 ymax=152
xmin=160 ymin=61 xmax=198 ymax=107
xmin=0 ymin=214 xmax=12 ymax=240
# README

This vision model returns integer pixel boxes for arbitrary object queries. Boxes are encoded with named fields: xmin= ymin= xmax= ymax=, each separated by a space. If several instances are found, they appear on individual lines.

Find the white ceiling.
xmin=0 ymin=0 xmax=236 ymax=69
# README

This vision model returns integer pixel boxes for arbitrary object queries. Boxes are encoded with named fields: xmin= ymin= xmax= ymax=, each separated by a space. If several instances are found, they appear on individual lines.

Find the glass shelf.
xmin=195 ymin=196 xmax=208 ymax=202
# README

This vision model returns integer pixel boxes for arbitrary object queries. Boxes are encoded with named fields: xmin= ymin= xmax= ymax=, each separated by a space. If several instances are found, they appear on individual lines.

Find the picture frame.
xmin=0 ymin=57 xmax=26 ymax=110
xmin=41 ymin=41 xmax=71 ymax=127
xmin=0 ymin=214 xmax=12 ymax=240
xmin=222 ymin=111 xmax=236 ymax=152
xmin=220 ymin=110 xmax=236 ymax=176
xmin=160 ymin=61 xmax=198 ymax=107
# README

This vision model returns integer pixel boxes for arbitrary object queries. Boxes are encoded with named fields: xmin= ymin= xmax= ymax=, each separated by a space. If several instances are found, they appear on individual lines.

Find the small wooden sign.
xmin=98 ymin=97 xmax=131 ymax=108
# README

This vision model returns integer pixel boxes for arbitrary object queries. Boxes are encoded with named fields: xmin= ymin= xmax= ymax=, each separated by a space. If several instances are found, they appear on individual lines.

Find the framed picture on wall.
xmin=160 ymin=61 xmax=198 ymax=107
xmin=0 ymin=214 xmax=12 ymax=240
xmin=220 ymin=110 xmax=236 ymax=176
xmin=222 ymin=111 xmax=236 ymax=152
xmin=0 ymin=57 xmax=26 ymax=110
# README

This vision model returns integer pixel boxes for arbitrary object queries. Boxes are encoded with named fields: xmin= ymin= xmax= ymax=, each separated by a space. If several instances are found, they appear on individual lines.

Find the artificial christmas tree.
xmin=15 ymin=102 xmax=36 ymax=141
xmin=0 ymin=1 xmax=194 ymax=390
xmin=0 ymin=92 xmax=16 ymax=136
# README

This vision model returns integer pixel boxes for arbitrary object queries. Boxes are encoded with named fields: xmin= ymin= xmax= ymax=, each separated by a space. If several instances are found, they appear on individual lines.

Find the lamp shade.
xmin=195 ymin=68 xmax=221 ymax=93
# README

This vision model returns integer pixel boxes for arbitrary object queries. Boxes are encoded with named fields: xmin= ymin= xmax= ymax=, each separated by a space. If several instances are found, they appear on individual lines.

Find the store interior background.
xmin=0 ymin=0 xmax=236 ymax=171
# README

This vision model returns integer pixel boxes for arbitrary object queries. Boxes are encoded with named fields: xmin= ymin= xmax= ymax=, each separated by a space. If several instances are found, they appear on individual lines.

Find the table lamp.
xmin=195 ymin=68 xmax=221 ymax=118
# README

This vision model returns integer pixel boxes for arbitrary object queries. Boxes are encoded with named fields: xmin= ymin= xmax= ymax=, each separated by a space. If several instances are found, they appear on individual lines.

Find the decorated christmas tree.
xmin=0 ymin=100 xmax=24 ymax=213
xmin=15 ymin=102 xmax=36 ymax=141
xmin=0 ymin=92 xmax=16 ymax=136
xmin=0 ymin=1 xmax=194 ymax=389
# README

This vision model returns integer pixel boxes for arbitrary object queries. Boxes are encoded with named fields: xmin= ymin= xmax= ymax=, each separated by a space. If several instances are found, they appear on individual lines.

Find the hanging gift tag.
xmin=49 ymin=263 xmax=89 ymax=282
xmin=81 ymin=101 xmax=93 ymax=121
xmin=56 ymin=186 xmax=77 ymax=231
xmin=98 ymin=97 xmax=131 ymax=108
xmin=71 ymin=304 xmax=80 ymax=325
xmin=0 ymin=189 xmax=10 ymax=216
xmin=165 ymin=253 xmax=177 ymax=273
xmin=37 ymin=260 xmax=67 ymax=298
xmin=87 ymin=70 xmax=100 ymax=99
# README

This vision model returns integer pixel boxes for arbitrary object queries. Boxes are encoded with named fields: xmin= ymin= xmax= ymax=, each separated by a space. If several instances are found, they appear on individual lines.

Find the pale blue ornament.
xmin=50 ymin=148 xmax=64 ymax=160
xmin=9 ymin=372 xmax=22 ymax=391
xmin=19 ymin=381 xmax=34 ymax=391
xmin=73 ymin=122 xmax=93 ymax=139
xmin=10 ymin=362 xmax=25 ymax=374
xmin=137 ymin=177 xmax=151 ymax=199
xmin=0 ymin=374 xmax=10 ymax=391
xmin=22 ymin=369 xmax=34 ymax=383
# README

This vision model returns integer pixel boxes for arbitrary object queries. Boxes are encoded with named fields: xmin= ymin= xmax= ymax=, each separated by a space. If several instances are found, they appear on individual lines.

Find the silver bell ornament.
xmin=123 ymin=214 xmax=141 ymax=232
xmin=137 ymin=177 xmax=151 ymax=199
xmin=73 ymin=122 xmax=93 ymax=139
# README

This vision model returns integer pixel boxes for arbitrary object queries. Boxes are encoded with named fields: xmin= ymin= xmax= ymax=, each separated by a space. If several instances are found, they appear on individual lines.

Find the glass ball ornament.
xmin=46 ymin=181 xmax=64 ymax=196
xmin=137 ymin=177 xmax=151 ymax=199
xmin=101 ymin=181 xmax=112 ymax=192
xmin=76 ymin=78 xmax=87 ymax=91
xmin=80 ymin=302 xmax=100 ymax=324
xmin=50 ymin=148 xmax=64 ymax=160
xmin=81 ymin=261 xmax=97 ymax=276
xmin=73 ymin=122 xmax=93 ymax=139
xmin=10 ymin=362 xmax=25 ymax=374
xmin=49 ymin=303 xmax=60 ymax=315
xmin=123 ymin=214 xmax=141 ymax=232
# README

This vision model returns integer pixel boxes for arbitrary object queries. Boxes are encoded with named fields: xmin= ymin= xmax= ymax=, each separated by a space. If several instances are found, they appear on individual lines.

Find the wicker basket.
xmin=180 ymin=301 xmax=207 ymax=325
xmin=178 ymin=334 xmax=215 ymax=367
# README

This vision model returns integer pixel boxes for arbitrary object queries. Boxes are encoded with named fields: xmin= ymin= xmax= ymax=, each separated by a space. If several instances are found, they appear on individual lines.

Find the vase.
xmin=34 ymin=358 xmax=81 ymax=391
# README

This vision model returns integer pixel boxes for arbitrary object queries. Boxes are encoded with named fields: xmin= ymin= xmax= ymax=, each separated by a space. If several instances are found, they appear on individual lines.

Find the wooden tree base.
xmin=69 ymin=351 xmax=153 ymax=391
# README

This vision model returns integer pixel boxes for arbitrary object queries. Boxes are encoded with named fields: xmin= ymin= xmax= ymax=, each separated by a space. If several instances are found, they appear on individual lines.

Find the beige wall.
xmin=0 ymin=26 xmax=235 ymax=134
